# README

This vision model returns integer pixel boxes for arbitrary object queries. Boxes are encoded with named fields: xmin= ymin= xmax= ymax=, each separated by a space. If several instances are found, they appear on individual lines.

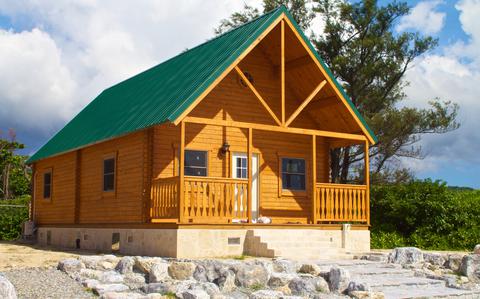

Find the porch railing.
xmin=150 ymin=176 xmax=179 ymax=219
xmin=315 ymin=183 xmax=368 ymax=223
xmin=151 ymin=178 xmax=369 ymax=224
xmin=183 ymin=176 xmax=248 ymax=223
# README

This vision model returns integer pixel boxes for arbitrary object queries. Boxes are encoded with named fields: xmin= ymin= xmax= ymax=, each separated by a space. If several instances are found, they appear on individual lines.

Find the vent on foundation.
xmin=112 ymin=232 xmax=120 ymax=252
xmin=228 ymin=237 xmax=241 ymax=245
xmin=76 ymin=239 xmax=81 ymax=249
xmin=83 ymin=234 xmax=89 ymax=241
xmin=46 ymin=230 xmax=51 ymax=246
xmin=127 ymin=235 xmax=133 ymax=243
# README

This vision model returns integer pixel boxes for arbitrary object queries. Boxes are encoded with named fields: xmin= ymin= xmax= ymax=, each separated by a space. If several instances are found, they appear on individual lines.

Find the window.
xmin=103 ymin=157 xmax=115 ymax=192
xmin=184 ymin=150 xmax=207 ymax=176
xmin=43 ymin=171 xmax=52 ymax=199
xmin=281 ymin=158 xmax=306 ymax=191
xmin=235 ymin=157 xmax=247 ymax=179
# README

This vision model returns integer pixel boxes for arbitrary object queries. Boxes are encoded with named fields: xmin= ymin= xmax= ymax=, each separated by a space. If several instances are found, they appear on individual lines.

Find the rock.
xmin=328 ymin=266 xmax=350 ymax=293
xmin=388 ymin=247 xmax=424 ymax=265
xmin=144 ymin=280 xmax=196 ymax=295
xmin=58 ymin=258 xmax=85 ymax=273
xmin=79 ymin=268 xmax=103 ymax=280
xmin=168 ymin=261 xmax=196 ymax=280
xmin=101 ymin=292 xmax=144 ymax=299
xmin=149 ymin=262 xmax=169 ymax=283
xmin=182 ymin=289 xmax=210 ymax=299
xmin=99 ymin=261 xmax=115 ymax=270
xmin=474 ymin=244 xmax=480 ymax=254
xmin=268 ymin=273 xmax=296 ymax=287
xmin=93 ymin=283 xmax=129 ymax=295
xmin=115 ymin=256 xmax=135 ymax=274
xmin=288 ymin=276 xmax=329 ymax=296
xmin=272 ymin=259 xmax=297 ymax=273
xmin=189 ymin=281 xmax=221 ymax=296
xmin=249 ymin=290 xmax=283 ymax=299
xmin=234 ymin=263 xmax=270 ymax=288
xmin=134 ymin=257 xmax=165 ymax=274
xmin=460 ymin=254 xmax=480 ymax=281
xmin=423 ymin=253 xmax=446 ymax=266
xmin=123 ymin=272 xmax=146 ymax=288
xmin=299 ymin=264 xmax=321 ymax=276
xmin=79 ymin=256 xmax=102 ymax=269
xmin=82 ymin=279 xmax=100 ymax=289
xmin=100 ymin=271 xmax=124 ymax=283
xmin=347 ymin=281 xmax=371 ymax=293
xmin=445 ymin=254 xmax=464 ymax=272
xmin=144 ymin=282 xmax=171 ymax=294
xmin=349 ymin=291 xmax=385 ymax=299
xmin=215 ymin=269 xmax=236 ymax=292
xmin=273 ymin=284 xmax=291 ymax=295
xmin=0 ymin=274 xmax=17 ymax=299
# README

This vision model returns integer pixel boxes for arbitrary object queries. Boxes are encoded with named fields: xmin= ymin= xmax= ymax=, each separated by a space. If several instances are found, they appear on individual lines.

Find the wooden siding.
xmin=79 ymin=131 xmax=144 ymax=223
xmin=33 ymin=151 xmax=76 ymax=224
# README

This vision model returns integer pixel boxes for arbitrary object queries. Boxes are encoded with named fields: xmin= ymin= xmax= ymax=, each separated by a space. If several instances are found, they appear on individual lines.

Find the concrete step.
xmin=264 ymin=240 xmax=340 ymax=249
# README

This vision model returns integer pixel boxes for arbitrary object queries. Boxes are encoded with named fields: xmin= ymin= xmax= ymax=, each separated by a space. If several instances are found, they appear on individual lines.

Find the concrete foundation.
xmin=37 ymin=226 xmax=370 ymax=259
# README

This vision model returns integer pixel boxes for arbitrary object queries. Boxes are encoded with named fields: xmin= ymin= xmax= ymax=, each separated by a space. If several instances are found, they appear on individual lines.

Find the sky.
xmin=0 ymin=0 xmax=479 ymax=188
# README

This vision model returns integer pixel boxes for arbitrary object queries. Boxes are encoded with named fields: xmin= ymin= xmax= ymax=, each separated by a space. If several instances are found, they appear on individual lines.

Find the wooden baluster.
xmin=202 ymin=182 xmax=206 ymax=217
xmin=353 ymin=189 xmax=358 ymax=221
xmin=334 ymin=188 xmax=338 ymax=220
xmin=339 ymin=188 xmax=344 ymax=221
xmin=361 ymin=189 xmax=365 ymax=221
xmin=230 ymin=182 xmax=234 ymax=219
xmin=208 ymin=182 xmax=213 ymax=217
xmin=320 ymin=187 xmax=325 ymax=220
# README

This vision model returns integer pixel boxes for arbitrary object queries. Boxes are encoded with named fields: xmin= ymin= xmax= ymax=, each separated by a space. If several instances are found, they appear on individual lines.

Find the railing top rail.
xmin=184 ymin=176 xmax=247 ymax=183
xmin=316 ymin=183 xmax=367 ymax=189
xmin=152 ymin=176 xmax=180 ymax=182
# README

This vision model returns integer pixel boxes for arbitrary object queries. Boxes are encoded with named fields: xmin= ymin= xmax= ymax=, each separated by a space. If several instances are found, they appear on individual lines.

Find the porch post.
xmin=247 ymin=127 xmax=253 ymax=222
xmin=178 ymin=121 xmax=185 ymax=223
xmin=364 ymin=140 xmax=370 ymax=225
xmin=311 ymin=135 xmax=317 ymax=224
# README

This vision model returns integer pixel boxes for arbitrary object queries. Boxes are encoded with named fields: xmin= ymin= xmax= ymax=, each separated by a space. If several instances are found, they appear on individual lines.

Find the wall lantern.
xmin=221 ymin=141 xmax=230 ymax=156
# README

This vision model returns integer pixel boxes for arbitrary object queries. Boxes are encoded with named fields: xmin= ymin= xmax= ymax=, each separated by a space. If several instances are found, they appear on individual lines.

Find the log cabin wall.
xmin=33 ymin=151 xmax=76 ymax=224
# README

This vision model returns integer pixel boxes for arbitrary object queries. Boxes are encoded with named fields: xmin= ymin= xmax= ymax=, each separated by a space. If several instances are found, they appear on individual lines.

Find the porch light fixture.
xmin=221 ymin=141 xmax=230 ymax=155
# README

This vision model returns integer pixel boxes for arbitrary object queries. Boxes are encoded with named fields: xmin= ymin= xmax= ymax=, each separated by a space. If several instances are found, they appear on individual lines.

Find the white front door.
xmin=232 ymin=152 xmax=259 ymax=220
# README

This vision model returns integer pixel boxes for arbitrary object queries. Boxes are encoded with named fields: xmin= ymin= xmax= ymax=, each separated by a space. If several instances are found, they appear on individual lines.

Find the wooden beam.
xmin=234 ymin=66 xmax=282 ymax=126
xmin=173 ymin=14 xmax=284 ymax=126
xmin=285 ymin=80 xmax=327 ymax=127
xmin=179 ymin=121 xmax=185 ymax=223
xmin=74 ymin=150 xmax=81 ymax=224
xmin=143 ymin=128 xmax=154 ymax=223
xmin=247 ymin=128 xmax=253 ymax=223
xmin=184 ymin=116 xmax=367 ymax=141
xmin=282 ymin=16 xmax=375 ymax=145
xmin=311 ymin=135 xmax=317 ymax=224
xmin=281 ymin=20 xmax=285 ymax=125
xmin=364 ymin=140 xmax=370 ymax=226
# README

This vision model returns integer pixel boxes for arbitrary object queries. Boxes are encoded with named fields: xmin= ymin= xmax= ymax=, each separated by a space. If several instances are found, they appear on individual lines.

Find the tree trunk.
xmin=330 ymin=148 xmax=341 ymax=183
xmin=340 ymin=146 xmax=351 ymax=183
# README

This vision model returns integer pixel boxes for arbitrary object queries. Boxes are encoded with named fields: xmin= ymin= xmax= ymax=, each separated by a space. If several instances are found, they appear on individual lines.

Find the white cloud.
xmin=397 ymin=0 xmax=446 ymax=35
xmin=0 ymin=28 xmax=76 ymax=133
xmin=0 ymin=0 xmax=256 ymax=137
xmin=400 ymin=0 xmax=480 ymax=179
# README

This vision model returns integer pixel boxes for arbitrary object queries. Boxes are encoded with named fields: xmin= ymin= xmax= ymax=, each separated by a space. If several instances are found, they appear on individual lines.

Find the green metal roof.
xmin=28 ymin=6 xmax=376 ymax=163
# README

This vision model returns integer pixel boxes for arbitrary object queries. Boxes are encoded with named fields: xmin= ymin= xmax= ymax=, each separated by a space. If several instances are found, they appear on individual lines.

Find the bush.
xmin=370 ymin=180 xmax=480 ymax=250
xmin=0 ymin=195 xmax=30 ymax=240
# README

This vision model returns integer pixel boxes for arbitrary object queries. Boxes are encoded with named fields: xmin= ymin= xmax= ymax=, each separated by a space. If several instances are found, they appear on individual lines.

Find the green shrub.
xmin=370 ymin=180 xmax=480 ymax=250
xmin=0 ymin=195 xmax=30 ymax=240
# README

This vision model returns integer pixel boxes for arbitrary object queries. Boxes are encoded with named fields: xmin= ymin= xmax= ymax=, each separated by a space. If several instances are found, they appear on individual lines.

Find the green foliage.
xmin=250 ymin=283 xmax=265 ymax=291
xmin=1 ymin=130 xmax=31 ymax=199
xmin=0 ymin=195 xmax=30 ymax=240
xmin=371 ymin=180 xmax=480 ymax=250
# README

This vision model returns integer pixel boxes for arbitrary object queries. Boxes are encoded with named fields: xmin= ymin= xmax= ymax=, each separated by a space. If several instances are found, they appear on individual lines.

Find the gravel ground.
xmin=3 ymin=267 xmax=95 ymax=299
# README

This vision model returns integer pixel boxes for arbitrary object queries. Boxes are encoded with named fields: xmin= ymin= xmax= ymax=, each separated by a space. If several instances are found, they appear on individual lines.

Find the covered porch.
xmin=149 ymin=117 xmax=370 ymax=225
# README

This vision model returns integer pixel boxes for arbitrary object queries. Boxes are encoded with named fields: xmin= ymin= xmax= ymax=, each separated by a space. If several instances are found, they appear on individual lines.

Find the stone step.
xmin=354 ymin=274 xmax=445 ymax=288
xmin=377 ymin=284 xmax=480 ymax=299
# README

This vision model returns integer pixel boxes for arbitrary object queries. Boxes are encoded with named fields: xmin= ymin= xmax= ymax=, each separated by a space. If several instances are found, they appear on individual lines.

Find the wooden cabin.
xmin=28 ymin=6 xmax=377 ymax=259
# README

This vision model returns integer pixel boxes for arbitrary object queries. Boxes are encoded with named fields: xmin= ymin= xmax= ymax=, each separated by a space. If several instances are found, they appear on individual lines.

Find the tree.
xmin=0 ymin=129 xmax=30 ymax=199
xmin=215 ymin=0 xmax=459 ymax=183
xmin=215 ymin=0 xmax=314 ymax=34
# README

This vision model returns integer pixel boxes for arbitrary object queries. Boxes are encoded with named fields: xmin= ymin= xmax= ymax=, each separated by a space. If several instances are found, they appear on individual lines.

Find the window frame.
xmin=102 ymin=153 xmax=117 ymax=194
xmin=278 ymin=155 xmax=308 ymax=197
xmin=42 ymin=168 xmax=53 ymax=200
xmin=183 ymin=149 xmax=209 ymax=177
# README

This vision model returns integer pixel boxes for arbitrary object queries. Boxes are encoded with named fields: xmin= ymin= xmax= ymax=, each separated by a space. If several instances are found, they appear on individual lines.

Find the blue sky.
xmin=0 ymin=0 xmax=479 ymax=188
